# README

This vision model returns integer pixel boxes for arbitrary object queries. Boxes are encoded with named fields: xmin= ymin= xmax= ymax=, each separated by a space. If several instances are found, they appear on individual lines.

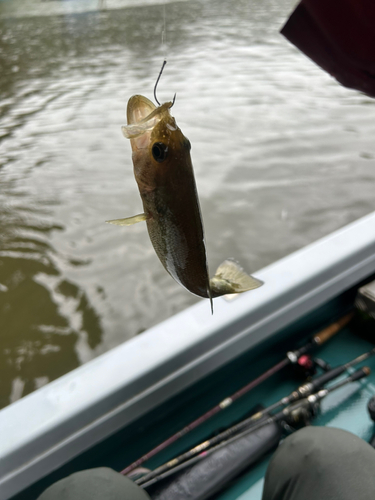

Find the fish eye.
xmin=152 ymin=142 xmax=168 ymax=163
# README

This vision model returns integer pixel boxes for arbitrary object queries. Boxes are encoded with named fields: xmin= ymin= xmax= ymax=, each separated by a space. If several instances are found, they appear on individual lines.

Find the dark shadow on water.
xmin=0 ymin=179 xmax=103 ymax=409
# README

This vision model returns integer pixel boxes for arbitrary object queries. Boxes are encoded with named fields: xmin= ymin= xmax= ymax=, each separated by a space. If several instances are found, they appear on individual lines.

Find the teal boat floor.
xmin=214 ymin=328 xmax=375 ymax=500
xmin=12 ymin=299 xmax=375 ymax=500
xmin=142 ymin=326 xmax=375 ymax=500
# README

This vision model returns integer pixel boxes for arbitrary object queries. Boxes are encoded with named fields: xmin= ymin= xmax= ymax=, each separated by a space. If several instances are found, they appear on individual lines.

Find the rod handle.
xmin=313 ymin=312 xmax=354 ymax=346
xmin=309 ymin=365 xmax=346 ymax=391
xmin=349 ymin=366 xmax=370 ymax=382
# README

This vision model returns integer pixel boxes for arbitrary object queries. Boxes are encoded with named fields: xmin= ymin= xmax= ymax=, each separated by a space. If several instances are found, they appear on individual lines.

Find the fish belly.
xmin=143 ymin=188 xmax=210 ymax=299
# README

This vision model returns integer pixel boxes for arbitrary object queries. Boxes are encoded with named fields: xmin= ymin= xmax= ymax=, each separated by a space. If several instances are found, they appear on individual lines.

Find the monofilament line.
xmin=162 ymin=3 xmax=167 ymax=59
xmin=154 ymin=3 xmax=175 ymax=106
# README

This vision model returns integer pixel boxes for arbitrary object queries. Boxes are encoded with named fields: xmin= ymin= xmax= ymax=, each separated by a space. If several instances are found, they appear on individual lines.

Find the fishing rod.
xmin=136 ymin=346 xmax=373 ymax=487
xmin=136 ymin=350 xmax=372 ymax=486
xmin=121 ymin=311 xmax=353 ymax=475
xmin=148 ymin=419 xmax=283 ymax=500
xmin=140 ymin=366 xmax=371 ymax=491
xmin=147 ymin=369 xmax=371 ymax=500
xmin=253 ymin=346 xmax=375 ymax=419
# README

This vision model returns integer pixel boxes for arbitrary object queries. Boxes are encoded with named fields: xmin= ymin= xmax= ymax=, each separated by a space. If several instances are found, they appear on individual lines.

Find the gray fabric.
xmin=37 ymin=467 xmax=151 ymax=500
xmin=262 ymin=426 xmax=375 ymax=500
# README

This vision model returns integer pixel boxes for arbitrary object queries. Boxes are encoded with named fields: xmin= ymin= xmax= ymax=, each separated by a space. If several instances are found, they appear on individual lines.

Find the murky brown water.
xmin=1 ymin=0 xmax=375 ymax=409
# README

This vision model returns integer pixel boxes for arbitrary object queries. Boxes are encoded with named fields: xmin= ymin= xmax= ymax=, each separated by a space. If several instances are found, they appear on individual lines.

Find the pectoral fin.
xmin=106 ymin=213 xmax=148 ymax=226
xmin=210 ymin=259 xmax=263 ymax=297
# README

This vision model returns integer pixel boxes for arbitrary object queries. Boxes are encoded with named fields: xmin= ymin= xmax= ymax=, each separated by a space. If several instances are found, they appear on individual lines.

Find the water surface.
xmin=1 ymin=0 xmax=375 ymax=408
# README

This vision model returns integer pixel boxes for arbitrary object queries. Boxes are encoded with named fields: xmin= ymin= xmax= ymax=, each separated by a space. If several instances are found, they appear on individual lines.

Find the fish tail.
xmin=209 ymin=258 xmax=263 ymax=298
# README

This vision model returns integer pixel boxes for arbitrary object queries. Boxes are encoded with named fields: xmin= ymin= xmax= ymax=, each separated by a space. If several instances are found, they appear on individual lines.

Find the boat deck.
xmin=142 ymin=319 xmax=375 ymax=500
xmin=12 ymin=292 xmax=375 ymax=500
xmin=214 ymin=326 xmax=375 ymax=500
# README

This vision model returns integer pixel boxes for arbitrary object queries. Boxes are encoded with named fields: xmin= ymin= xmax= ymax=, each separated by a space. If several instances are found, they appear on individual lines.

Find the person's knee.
xmin=262 ymin=427 xmax=375 ymax=500
xmin=270 ymin=426 xmax=373 ymax=473
xmin=37 ymin=467 xmax=151 ymax=500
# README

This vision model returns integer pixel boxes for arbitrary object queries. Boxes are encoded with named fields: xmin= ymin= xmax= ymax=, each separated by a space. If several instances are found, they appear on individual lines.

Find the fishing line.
xmin=154 ymin=3 xmax=176 ymax=106
xmin=162 ymin=2 xmax=167 ymax=59
xmin=154 ymin=2 xmax=167 ymax=105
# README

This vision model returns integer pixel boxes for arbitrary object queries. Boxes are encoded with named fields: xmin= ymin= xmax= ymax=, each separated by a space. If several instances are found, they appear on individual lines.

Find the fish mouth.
xmin=127 ymin=95 xmax=156 ymax=125
xmin=122 ymin=95 xmax=174 ymax=142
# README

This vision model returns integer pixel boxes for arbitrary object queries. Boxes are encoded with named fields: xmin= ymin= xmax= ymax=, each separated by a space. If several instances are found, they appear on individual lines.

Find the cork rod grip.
xmin=313 ymin=311 xmax=354 ymax=346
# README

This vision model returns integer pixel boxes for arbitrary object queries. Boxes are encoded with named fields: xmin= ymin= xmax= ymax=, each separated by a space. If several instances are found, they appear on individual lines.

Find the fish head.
xmin=122 ymin=95 xmax=191 ymax=189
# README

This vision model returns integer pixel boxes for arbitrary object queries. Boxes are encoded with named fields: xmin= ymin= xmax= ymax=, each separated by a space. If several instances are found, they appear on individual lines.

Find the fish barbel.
xmin=107 ymin=95 xmax=263 ymax=311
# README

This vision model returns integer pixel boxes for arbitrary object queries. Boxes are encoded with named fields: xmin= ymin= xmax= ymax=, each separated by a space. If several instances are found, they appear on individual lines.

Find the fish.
xmin=107 ymin=95 xmax=263 ymax=311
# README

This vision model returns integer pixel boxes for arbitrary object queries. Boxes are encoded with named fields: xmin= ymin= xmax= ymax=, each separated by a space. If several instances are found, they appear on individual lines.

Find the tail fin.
xmin=210 ymin=259 xmax=263 ymax=297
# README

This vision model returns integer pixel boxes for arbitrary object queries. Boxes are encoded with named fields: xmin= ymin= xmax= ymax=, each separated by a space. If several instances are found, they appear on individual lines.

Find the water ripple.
xmin=1 ymin=0 xmax=375 ymax=407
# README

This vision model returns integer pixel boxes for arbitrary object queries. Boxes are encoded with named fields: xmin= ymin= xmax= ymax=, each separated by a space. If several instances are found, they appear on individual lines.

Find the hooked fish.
xmin=107 ymin=95 xmax=263 ymax=311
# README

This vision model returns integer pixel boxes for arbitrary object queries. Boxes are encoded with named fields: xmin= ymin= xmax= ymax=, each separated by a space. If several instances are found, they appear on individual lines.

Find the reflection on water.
xmin=1 ymin=0 xmax=375 ymax=408
xmin=0 ymin=177 xmax=103 ymax=407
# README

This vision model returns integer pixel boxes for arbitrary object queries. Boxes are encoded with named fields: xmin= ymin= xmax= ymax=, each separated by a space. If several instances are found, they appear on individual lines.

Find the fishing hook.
xmin=154 ymin=59 xmax=176 ymax=107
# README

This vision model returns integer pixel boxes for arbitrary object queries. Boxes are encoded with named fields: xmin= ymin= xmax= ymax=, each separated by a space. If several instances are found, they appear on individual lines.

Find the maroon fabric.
xmin=281 ymin=0 xmax=375 ymax=97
